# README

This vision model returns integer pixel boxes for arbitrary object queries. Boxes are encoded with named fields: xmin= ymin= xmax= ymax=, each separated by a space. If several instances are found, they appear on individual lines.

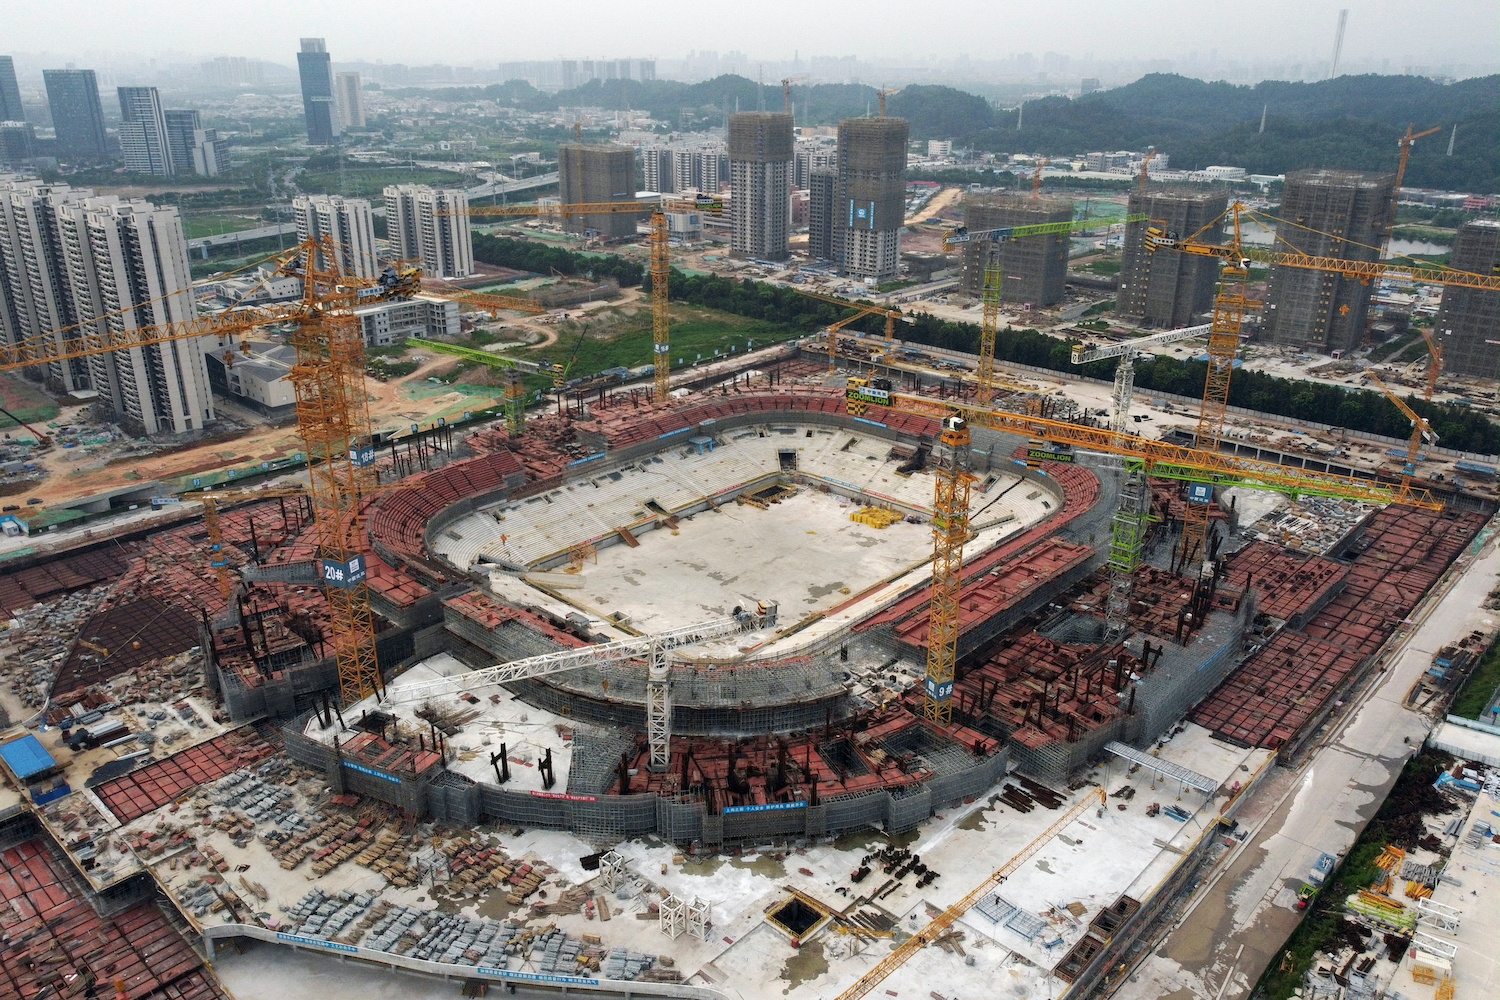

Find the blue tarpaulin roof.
xmin=0 ymin=734 xmax=57 ymax=781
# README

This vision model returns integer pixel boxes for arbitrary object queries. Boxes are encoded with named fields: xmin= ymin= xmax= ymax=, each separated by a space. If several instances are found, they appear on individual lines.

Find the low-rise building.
xmin=204 ymin=341 xmax=297 ymax=417
xmin=353 ymin=293 xmax=460 ymax=347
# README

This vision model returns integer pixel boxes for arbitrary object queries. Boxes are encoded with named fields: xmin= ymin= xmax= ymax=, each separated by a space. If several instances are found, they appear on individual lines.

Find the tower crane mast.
xmin=453 ymin=196 xmax=723 ymax=403
xmin=1144 ymin=203 xmax=1496 ymax=576
xmin=942 ymin=214 xmax=1147 ymax=406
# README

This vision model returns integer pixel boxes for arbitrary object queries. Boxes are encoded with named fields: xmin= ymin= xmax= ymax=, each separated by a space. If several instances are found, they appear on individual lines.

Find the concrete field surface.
xmin=199 ymin=721 xmax=1266 ymax=1000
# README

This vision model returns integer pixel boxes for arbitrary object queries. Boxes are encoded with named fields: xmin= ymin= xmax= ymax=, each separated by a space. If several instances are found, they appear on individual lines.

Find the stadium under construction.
xmin=0 ymin=343 xmax=1494 ymax=1000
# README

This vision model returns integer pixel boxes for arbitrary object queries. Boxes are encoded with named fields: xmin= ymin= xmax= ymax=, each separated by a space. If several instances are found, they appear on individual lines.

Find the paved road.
xmin=1113 ymin=520 xmax=1498 ymax=1000
xmin=188 ymin=223 xmax=297 ymax=251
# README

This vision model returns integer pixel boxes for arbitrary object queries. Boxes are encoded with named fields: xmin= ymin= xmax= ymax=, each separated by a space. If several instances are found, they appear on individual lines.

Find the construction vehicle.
xmin=844 ymin=370 xmax=1441 ymax=721
xmin=1364 ymin=370 xmax=1437 ymax=482
xmin=383 ymin=602 xmax=777 ymax=770
xmin=834 ymin=788 xmax=1106 ymax=1000
xmin=1144 ymin=202 xmax=1499 ymax=577
xmin=451 ymin=196 xmax=725 ymax=403
xmin=0 ymin=404 xmax=53 ymax=450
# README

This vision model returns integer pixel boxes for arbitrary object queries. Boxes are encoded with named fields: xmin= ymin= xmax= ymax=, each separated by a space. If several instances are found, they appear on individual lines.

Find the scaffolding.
xmin=1107 ymin=469 xmax=1153 ymax=639
xmin=687 ymin=897 xmax=711 ymax=941
xmin=659 ymin=894 xmax=687 ymax=939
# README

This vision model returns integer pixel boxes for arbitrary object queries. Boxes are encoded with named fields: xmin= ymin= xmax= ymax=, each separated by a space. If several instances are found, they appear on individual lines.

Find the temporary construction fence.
xmin=282 ymin=711 xmax=1008 ymax=846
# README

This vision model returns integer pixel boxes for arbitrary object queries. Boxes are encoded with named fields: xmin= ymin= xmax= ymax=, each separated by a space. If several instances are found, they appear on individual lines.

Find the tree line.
xmin=470 ymin=236 xmax=1496 ymax=455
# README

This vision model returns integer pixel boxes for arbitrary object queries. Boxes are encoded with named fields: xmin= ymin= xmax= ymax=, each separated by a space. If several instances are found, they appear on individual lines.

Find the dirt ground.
xmin=904 ymin=186 xmax=963 ymax=226
xmin=29 ymin=352 xmax=495 ymax=506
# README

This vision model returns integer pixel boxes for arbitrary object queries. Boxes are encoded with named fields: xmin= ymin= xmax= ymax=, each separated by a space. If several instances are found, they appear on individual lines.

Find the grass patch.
xmin=1450 ymin=635 xmax=1500 ymax=720
xmin=1082 ymin=299 xmax=1115 ymax=317
xmin=182 ymin=211 xmax=267 ymax=239
xmin=1367 ymin=330 xmax=1420 ymax=363
xmin=1078 ymin=259 xmax=1122 ymax=276
xmin=0 ymin=375 xmax=61 ymax=428
xmin=514 ymin=303 xmax=798 ymax=377
xmin=298 ymin=167 xmax=463 ymax=197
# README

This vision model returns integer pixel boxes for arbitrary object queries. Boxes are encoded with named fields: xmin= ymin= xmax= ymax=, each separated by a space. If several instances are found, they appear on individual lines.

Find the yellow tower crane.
xmin=845 ymin=371 xmax=1443 ymax=721
xmin=789 ymin=288 xmax=909 ymax=370
xmin=1364 ymin=370 xmax=1437 ymax=483
xmin=942 ymin=213 xmax=1147 ymax=405
xmin=450 ymin=196 xmax=723 ymax=403
xmin=834 ymin=788 xmax=1106 ymax=1000
xmin=0 ymin=238 xmax=545 ymax=706
xmin=1144 ymin=203 xmax=1498 ymax=576
xmin=194 ymin=486 xmax=315 ymax=602
xmin=780 ymin=75 xmax=808 ymax=116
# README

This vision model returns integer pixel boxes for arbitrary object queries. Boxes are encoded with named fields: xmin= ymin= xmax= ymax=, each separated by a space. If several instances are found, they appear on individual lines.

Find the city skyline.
xmin=2 ymin=0 xmax=1496 ymax=84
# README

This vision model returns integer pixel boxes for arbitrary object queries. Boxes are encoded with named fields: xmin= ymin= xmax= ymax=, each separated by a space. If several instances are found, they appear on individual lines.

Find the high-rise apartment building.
xmin=1434 ymin=220 xmax=1499 ymax=379
xmin=43 ymin=70 xmax=107 ymax=161
xmin=335 ymin=72 xmax=366 ymax=130
xmin=117 ymin=87 xmax=173 ymax=176
xmin=641 ymin=146 xmax=673 ymax=193
xmin=834 ymin=117 xmax=909 ymax=281
xmin=162 ymin=110 xmax=228 ymax=177
xmin=728 ymin=112 xmax=793 ymax=261
xmin=0 ymin=175 xmax=211 ymax=433
xmin=58 ymin=198 xmax=213 ymax=434
xmin=0 ymin=123 xmax=35 ymax=169
xmin=0 ymin=177 xmax=89 ymax=391
xmin=383 ymin=185 xmax=473 ymax=278
xmin=0 ymin=57 xmax=23 ymax=121
xmin=1261 ymin=168 xmax=1395 ymax=353
xmin=959 ymin=194 xmax=1074 ymax=306
xmin=293 ymin=194 xmax=379 ymax=278
xmin=808 ymin=169 xmax=836 ymax=261
xmin=558 ymin=144 xmax=637 ymax=238
xmin=297 ymin=39 xmax=339 ymax=146
xmin=794 ymin=141 xmax=836 ymax=191
xmin=164 ymin=110 xmax=201 ymax=175
xmin=1116 ymin=189 xmax=1227 ymax=327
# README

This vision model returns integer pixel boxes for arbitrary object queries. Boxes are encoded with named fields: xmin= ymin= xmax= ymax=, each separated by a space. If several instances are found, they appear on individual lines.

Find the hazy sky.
xmin=8 ymin=0 xmax=1498 ymax=71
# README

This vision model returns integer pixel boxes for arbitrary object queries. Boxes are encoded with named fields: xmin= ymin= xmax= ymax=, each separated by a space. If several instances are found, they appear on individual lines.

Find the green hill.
xmin=394 ymin=72 xmax=1498 ymax=192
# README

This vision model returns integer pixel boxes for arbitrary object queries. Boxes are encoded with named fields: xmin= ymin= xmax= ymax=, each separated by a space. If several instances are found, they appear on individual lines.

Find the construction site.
xmin=0 ymin=172 xmax=1496 ymax=1000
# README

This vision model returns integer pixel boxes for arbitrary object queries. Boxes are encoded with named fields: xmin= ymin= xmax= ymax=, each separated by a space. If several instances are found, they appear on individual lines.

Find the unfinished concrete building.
xmin=834 ymin=117 xmax=908 ymax=281
xmin=807 ymin=168 xmax=836 ymax=261
xmin=1261 ymin=168 xmax=1396 ymax=353
xmin=960 ymin=193 xmax=1075 ymax=306
xmin=1116 ymin=189 xmax=1227 ymax=327
xmin=1434 ymin=218 xmax=1499 ymax=378
xmin=557 ymin=143 xmax=638 ymax=238
xmin=728 ymin=111 xmax=793 ymax=261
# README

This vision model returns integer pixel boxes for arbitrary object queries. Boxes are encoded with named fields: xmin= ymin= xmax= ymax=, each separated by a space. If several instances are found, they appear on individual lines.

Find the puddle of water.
xmin=957 ymin=808 xmax=990 ymax=831
xmin=729 ymin=853 xmax=788 ymax=876
xmin=780 ymin=939 xmax=829 ymax=993
xmin=474 ymin=886 xmax=522 ymax=921
xmin=1035 ymin=860 xmax=1054 ymax=874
